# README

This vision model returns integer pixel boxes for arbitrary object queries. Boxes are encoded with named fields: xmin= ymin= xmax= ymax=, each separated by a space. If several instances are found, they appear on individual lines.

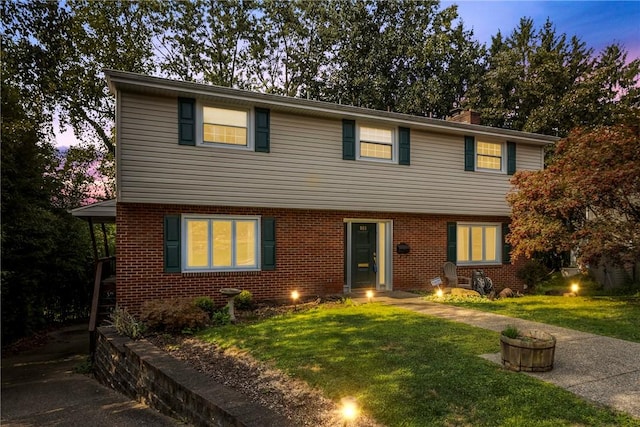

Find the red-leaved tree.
xmin=507 ymin=123 xmax=640 ymax=268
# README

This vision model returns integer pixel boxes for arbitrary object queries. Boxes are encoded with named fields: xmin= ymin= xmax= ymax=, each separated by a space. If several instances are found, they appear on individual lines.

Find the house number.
xmin=360 ymin=225 xmax=367 ymax=231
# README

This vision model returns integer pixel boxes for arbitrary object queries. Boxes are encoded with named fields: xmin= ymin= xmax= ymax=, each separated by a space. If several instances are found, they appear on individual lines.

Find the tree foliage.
xmin=507 ymin=121 xmax=640 ymax=268
xmin=2 ymin=0 xmax=640 ymax=340
xmin=1 ymin=75 xmax=94 ymax=344
xmin=2 ymin=0 xmax=164 ymax=154
xmin=467 ymin=18 xmax=640 ymax=136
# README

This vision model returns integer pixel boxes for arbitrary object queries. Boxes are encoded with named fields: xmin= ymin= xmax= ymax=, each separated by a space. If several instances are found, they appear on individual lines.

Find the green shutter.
xmin=164 ymin=215 xmax=181 ymax=272
xmin=399 ymin=127 xmax=410 ymax=165
xmin=255 ymin=108 xmax=270 ymax=153
xmin=447 ymin=222 xmax=457 ymax=262
xmin=502 ymin=223 xmax=512 ymax=264
xmin=464 ymin=136 xmax=475 ymax=171
xmin=178 ymin=98 xmax=196 ymax=146
xmin=342 ymin=119 xmax=356 ymax=160
xmin=507 ymin=141 xmax=516 ymax=175
xmin=261 ymin=217 xmax=276 ymax=270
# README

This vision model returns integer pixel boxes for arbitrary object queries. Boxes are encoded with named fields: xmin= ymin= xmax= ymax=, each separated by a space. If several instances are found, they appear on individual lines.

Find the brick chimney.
xmin=446 ymin=108 xmax=481 ymax=125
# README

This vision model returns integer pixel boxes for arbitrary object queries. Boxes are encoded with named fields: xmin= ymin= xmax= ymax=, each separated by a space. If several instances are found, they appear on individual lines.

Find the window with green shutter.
xmin=464 ymin=136 xmax=475 ymax=171
xmin=507 ymin=141 xmax=516 ymax=175
xmin=178 ymin=100 xmax=270 ymax=151
xmin=178 ymin=98 xmax=196 ymax=146
xmin=261 ymin=217 xmax=276 ymax=270
xmin=255 ymin=108 xmax=270 ymax=153
xmin=447 ymin=222 xmax=457 ymax=263
xmin=164 ymin=215 xmax=274 ymax=272
xmin=342 ymin=120 xmax=356 ymax=160
xmin=399 ymin=127 xmax=410 ymax=165
xmin=502 ymin=223 xmax=512 ymax=264
xmin=164 ymin=215 xmax=181 ymax=272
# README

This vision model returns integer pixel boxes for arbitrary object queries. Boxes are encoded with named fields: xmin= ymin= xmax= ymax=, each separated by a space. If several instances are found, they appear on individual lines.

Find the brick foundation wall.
xmin=116 ymin=203 xmax=526 ymax=314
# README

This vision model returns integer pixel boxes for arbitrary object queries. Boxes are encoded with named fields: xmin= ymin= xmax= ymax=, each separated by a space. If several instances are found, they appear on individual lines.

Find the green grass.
xmin=199 ymin=304 xmax=637 ymax=426
xmin=425 ymin=294 xmax=640 ymax=343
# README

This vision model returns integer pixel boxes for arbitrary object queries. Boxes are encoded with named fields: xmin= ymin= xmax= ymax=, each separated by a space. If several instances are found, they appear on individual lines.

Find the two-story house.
xmin=105 ymin=70 xmax=557 ymax=312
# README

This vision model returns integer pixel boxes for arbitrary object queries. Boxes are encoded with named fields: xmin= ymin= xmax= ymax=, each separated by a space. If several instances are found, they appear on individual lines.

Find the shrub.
xmin=235 ymin=290 xmax=253 ymax=310
xmin=516 ymin=260 xmax=549 ymax=289
xmin=140 ymin=298 xmax=209 ymax=332
xmin=502 ymin=325 xmax=520 ymax=339
xmin=194 ymin=296 xmax=215 ymax=318
xmin=211 ymin=306 xmax=231 ymax=325
xmin=110 ymin=306 xmax=146 ymax=339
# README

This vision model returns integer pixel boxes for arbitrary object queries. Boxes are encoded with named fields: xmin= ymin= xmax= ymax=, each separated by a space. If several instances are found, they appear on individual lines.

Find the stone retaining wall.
xmin=94 ymin=326 xmax=291 ymax=427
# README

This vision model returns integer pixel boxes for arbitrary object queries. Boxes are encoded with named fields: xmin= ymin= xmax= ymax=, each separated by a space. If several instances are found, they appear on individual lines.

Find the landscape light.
xmin=366 ymin=290 xmax=374 ymax=302
xmin=436 ymin=288 xmax=444 ymax=298
xmin=571 ymin=283 xmax=579 ymax=295
xmin=291 ymin=290 xmax=299 ymax=310
xmin=340 ymin=396 xmax=359 ymax=424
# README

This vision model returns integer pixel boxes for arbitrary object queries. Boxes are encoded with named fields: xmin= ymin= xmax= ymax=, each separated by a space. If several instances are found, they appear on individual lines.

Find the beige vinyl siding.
xmin=119 ymin=93 xmax=544 ymax=216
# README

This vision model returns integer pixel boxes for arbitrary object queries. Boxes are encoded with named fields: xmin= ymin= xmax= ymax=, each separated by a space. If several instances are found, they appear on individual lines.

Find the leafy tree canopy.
xmin=507 ymin=120 xmax=640 ymax=268
xmin=467 ymin=17 xmax=640 ymax=137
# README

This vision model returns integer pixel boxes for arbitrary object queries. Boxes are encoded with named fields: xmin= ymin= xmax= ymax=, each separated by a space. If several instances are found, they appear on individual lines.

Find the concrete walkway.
xmin=1 ymin=323 xmax=182 ymax=426
xmin=362 ymin=291 xmax=640 ymax=419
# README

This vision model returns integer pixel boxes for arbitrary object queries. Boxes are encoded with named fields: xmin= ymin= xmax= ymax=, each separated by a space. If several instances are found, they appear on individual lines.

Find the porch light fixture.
xmin=340 ymin=396 xmax=359 ymax=424
xmin=366 ymin=290 xmax=374 ymax=302
xmin=571 ymin=283 xmax=579 ymax=295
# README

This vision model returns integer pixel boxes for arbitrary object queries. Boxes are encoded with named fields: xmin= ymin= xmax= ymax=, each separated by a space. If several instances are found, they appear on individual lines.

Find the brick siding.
xmin=116 ymin=203 xmax=526 ymax=314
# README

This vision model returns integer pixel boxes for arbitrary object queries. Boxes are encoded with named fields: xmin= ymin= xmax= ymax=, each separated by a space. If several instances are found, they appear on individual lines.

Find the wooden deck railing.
xmin=89 ymin=256 xmax=116 ymax=356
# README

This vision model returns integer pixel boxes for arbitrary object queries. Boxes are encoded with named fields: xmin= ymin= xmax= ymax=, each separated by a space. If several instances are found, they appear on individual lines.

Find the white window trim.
xmin=476 ymin=140 xmax=506 ymax=173
xmin=196 ymin=102 xmax=254 ymax=150
xmin=356 ymin=123 xmax=398 ymax=164
xmin=457 ymin=222 xmax=502 ymax=266
xmin=181 ymin=214 xmax=261 ymax=272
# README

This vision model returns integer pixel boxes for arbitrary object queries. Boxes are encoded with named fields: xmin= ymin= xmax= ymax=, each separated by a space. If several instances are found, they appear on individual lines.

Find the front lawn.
xmin=199 ymin=303 xmax=635 ymax=426
xmin=425 ymin=294 xmax=640 ymax=343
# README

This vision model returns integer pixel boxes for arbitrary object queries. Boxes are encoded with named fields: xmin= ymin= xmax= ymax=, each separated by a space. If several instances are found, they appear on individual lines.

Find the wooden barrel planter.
xmin=500 ymin=330 xmax=556 ymax=372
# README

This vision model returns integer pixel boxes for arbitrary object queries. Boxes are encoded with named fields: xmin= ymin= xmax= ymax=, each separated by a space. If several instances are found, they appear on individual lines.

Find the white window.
xmin=358 ymin=125 xmax=395 ymax=161
xmin=477 ymin=141 xmax=504 ymax=171
xmin=183 ymin=215 xmax=260 ymax=271
xmin=200 ymin=105 xmax=252 ymax=148
xmin=457 ymin=223 xmax=501 ymax=265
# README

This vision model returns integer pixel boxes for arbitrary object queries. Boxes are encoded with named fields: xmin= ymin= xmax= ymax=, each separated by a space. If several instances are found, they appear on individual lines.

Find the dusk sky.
xmin=442 ymin=0 xmax=640 ymax=59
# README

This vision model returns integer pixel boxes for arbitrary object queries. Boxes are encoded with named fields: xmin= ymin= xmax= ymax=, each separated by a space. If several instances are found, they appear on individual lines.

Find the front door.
xmin=351 ymin=223 xmax=377 ymax=288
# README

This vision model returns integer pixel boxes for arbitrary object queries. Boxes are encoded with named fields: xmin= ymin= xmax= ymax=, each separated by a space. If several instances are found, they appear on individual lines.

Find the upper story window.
xmin=457 ymin=223 xmax=501 ymax=265
xmin=201 ymin=106 xmax=250 ymax=147
xmin=203 ymin=107 xmax=248 ymax=146
xmin=464 ymin=136 xmax=515 ymax=175
xmin=477 ymin=141 xmax=503 ymax=171
xmin=178 ymin=97 xmax=270 ymax=152
xmin=342 ymin=120 xmax=410 ymax=165
xmin=358 ymin=125 xmax=395 ymax=162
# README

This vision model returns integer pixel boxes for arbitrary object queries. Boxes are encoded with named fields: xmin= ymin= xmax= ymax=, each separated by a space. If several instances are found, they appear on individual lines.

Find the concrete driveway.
xmin=1 ymin=323 xmax=183 ymax=426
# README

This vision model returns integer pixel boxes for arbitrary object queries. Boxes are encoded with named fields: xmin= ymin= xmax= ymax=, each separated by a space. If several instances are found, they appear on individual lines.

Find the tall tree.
xmin=507 ymin=121 xmax=640 ymax=268
xmin=321 ymin=0 xmax=483 ymax=117
xmin=247 ymin=0 xmax=338 ymax=96
xmin=157 ymin=0 xmax=257 ymax=87
xmin=2 ymin=0 xmax=164 ymax=154
xmin=1 ymin=73 xmax=93 ymax=343
xmin=467 ymin=17 xmax=639 ymax=136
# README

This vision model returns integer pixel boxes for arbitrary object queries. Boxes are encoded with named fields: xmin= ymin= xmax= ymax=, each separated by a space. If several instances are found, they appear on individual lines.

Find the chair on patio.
xmin=442 ymin=262 xmax=472 ymax=289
